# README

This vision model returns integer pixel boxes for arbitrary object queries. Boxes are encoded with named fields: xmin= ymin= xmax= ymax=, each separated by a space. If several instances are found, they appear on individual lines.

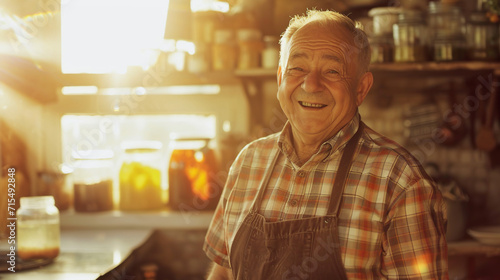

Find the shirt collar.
xmin=278 ymin=113 xmax=361 ymax=163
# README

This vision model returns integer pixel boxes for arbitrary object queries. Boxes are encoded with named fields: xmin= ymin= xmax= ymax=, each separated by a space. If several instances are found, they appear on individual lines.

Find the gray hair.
xmin=279 ymin=9 xmax=371 ymax=76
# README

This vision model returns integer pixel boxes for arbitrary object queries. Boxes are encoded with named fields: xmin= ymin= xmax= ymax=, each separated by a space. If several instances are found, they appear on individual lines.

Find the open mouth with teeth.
xmin=299 ymin=101 xmax=327 ymax=109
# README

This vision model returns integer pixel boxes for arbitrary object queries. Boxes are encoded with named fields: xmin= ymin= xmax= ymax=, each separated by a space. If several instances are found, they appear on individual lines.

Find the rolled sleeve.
xmin=382 ymin=179 xmax=448 ymax=279
xmin=203 ymin=196 xmax=231 ymax=268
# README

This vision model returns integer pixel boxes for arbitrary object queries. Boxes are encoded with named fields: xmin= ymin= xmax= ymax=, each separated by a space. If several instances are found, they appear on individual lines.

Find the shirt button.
xmin=290 ymin=199 xmax=298 ymax=206
xmin=324 ymin=217 xmax=332 ymax=224
xmin=297 ymin=171 xmax=306 ymax=177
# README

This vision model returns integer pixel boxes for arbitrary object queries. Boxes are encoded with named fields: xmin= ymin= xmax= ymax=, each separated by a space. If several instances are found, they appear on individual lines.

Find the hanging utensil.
xmin=475 ymin=82 xmax=497 ymax=152
xmin=436 ymin=81 xmax=468 ymax=146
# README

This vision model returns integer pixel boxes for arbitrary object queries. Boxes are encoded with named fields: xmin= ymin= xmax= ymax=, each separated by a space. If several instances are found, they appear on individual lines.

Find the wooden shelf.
xmin=58 ymin=70 xmax=240 ymax=88
xmin=234 ymin=68 xmax=277 ymax=79
xmin=57 ymin=62 xmax=500 ymax=88
xmin=0 ymin=55 xmax=59 ymax=103
xmin=370 ymin=61 xmax=500 ymax=72
xmin=370 ymin=62 xmax=500 ymax=79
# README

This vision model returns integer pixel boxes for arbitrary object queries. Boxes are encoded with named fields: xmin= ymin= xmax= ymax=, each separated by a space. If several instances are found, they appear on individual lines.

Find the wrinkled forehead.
xmin=285 ymin=22 xmax=359 ymax=66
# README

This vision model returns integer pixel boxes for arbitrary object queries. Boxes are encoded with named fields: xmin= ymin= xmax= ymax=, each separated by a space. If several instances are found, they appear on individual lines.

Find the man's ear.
xmin=356 ymin=71 xmax=373 ymax=106
xmin=277 ymin=66 xmax=282 ymax=86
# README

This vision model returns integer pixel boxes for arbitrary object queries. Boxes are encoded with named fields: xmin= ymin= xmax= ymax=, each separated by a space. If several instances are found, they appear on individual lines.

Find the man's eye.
xmin=288 ymin=67 xmax=304 ymax=72
xmin=326 ymin=69 xmax=339 ymax=74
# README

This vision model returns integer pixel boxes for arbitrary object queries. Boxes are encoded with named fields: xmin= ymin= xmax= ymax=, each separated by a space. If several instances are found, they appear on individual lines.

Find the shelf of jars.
xmin=370 ymin=61 xmax=500 ymax=76
xmin=57 ymin=61 xmax=500 ymax=89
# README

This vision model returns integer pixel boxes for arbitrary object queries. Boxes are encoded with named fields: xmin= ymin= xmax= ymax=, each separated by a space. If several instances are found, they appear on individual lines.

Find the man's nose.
xmin=301 ymin=71 xmax=325 ymax=93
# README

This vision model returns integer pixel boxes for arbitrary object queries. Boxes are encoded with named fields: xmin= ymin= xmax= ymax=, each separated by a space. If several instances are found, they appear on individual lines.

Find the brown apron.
xmin=229 ymin=124 xmax=363 ymax=280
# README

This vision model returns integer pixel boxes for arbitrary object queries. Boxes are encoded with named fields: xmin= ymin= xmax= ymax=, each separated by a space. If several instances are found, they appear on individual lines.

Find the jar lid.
xmin=428 ymin=2 xmax=462 ymax=15
xmin=121 ymin=140 xmax=162 ymax=153
xmin=237 ymin=29 xmax=262 ymax=42
xmin=20 ymin=196 xmax=55 ymax=208
xmin=72 ymin=149 xmax=114 ymax=160
xmin=398 ymin=10 xmax=425 ymax=23
xmin=263 ymin=35 xmax=278 ymax=44
xmin=214 ymin=29 xmax=234 ymax=44
xmin=369 ymin=35 xmax=394 ymax=44
xmin=469 ymin=11 xmax=490 ymax=23
xmin=368 ymin=7 xmax=402 ymax=17
xmin=435 ymin=30 xmax=466 ymax=41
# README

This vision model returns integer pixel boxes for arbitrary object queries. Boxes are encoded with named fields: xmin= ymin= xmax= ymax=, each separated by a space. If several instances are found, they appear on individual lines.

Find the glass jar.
xmin=212 ymin=29 xmax=237 ymax=71
xmin=16 ymin=196 xmax=60 ymax=261
xmin=466 ymin=11 xmax=499 ymax=61
xmin=168 ymin=138 xmax=220 ymax=211
xmin=237 ymin=28 xmax=263 ymax=70
xmin=368 ymin=7 xmax=402 ymax=38
xmin=393 ymin=10 xmax=429 ymax=62
xmin=188 ymin=42 xmax=210 ymax=73
xmin=72 ymin=150 xmax=114 ymax=212
xmin=433 ymin=32 xmax=467 ymax=62
xmin=192 ymin=11 xmax=221 ymax=44
xmin=370 ymin=35 xmax=394 ymax=63
xmin=37 ymin=168 xmax=73 ymax=211
xmin=262 ymin=35 xmax=279 ymax=69
xmin=428 ymin=2 xmax=465 ymax=43
xmin=119 ymin=141 xmax=165 ymax=211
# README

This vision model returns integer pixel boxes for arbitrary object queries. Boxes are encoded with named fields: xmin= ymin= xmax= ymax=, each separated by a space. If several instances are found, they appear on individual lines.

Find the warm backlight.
xmin=61 ymin=0 xmax=169 ymax=74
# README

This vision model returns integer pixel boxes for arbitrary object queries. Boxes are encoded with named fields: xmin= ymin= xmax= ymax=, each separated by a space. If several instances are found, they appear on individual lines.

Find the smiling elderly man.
xmin=204 ymin=9 xmax=448 ymax=280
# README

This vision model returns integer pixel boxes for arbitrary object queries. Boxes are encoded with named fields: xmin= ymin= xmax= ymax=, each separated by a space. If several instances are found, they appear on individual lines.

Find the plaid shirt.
xmin=204 ymin=114 xmax=448 ymax=279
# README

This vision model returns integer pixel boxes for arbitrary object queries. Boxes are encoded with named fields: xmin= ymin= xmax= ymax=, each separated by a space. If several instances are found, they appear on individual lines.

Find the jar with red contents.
xmin=168 ymin=138 xmax=220 ymax=211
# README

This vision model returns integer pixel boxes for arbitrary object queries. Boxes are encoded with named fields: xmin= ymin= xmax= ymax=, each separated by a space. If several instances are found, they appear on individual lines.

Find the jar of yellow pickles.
xmin=119 ymin=141 xmax=165 ymax=211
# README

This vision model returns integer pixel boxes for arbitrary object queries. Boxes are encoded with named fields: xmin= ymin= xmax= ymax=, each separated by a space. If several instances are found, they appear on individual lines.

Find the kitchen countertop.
xmin=0 ymin=228 xmax=152 ymax=280
xmin=0 ymin=211 xmax=215 ymax=280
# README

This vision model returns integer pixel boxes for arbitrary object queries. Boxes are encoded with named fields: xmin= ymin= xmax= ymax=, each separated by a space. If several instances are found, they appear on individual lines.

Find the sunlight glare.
xmin=61 ymin=0 xmax=169 ymax=74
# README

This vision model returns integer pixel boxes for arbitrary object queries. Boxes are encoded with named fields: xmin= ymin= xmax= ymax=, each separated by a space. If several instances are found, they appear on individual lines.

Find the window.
xmin=61 ymin=0 xmax=169 ymax=73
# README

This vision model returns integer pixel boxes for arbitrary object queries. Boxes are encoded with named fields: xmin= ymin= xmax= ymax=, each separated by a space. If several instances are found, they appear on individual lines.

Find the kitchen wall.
xmin=0 ymin=82 xmax=44 ymax=194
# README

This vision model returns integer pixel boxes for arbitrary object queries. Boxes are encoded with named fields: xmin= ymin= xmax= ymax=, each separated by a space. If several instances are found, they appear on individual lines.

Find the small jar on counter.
xmin=72 ymin=150 xmax=114 ymax=212
xmin=393 ymin=10 xmax=429 ymax=62
xmin=119 ymin=141 xmax=165 ymax=211
xmin=17 ymin=196 xmax=60 ymax=260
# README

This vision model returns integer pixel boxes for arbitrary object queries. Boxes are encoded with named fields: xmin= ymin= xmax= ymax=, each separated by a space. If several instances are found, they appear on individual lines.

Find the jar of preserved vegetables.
xmin=119 ymin=141 xmax=165 ymax=211
xmin=168 ymin=138 xmax=220 ymax=211
xmin=466 ymin=11 xmax=499 ymax=61
xmin=433 ymin=32 xmax=467 ymax=62
xmin=212 ymin=29 xmax=237 ymax=71
xmin=393 ymin=10 xmax=429 ymax=62
xmin=428 ymin=2 xmax=465 ymax=43
xmin=17 ymin=196 xmax=60 ymax=260
xmin=237 ymin=28 xmax=263 ymax=69
xmin=72 ymin=150 xmax=114 ymax=212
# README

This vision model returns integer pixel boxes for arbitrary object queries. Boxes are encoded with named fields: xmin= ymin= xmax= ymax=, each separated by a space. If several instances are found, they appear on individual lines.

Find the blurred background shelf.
xmin=60 ymin=210 xmax=214 ymax=230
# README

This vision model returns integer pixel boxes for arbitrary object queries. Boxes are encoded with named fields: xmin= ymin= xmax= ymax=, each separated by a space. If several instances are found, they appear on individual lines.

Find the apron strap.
xmin=327 ymin=122 xmax=364 ymax=216
xmin=250 ymin=146 xmax=280 ymax=212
